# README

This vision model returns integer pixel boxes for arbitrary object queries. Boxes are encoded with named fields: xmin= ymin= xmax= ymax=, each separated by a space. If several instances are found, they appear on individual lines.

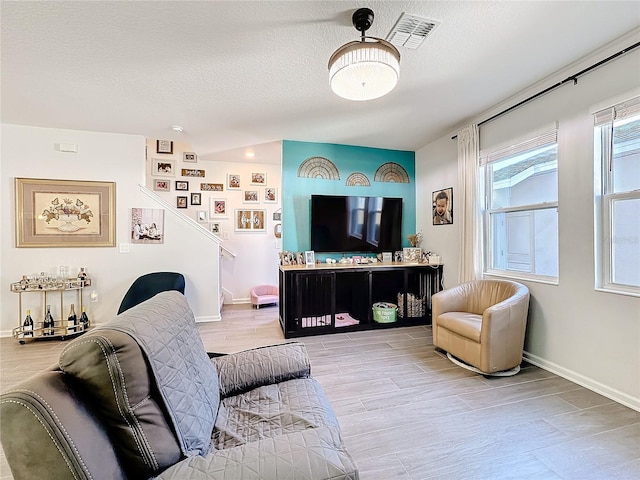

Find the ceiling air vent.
xmin=386 ymin=12 xmax=440 ymax=50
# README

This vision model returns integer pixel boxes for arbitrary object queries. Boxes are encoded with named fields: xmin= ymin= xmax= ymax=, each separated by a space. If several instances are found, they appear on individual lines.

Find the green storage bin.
xmin=372 ymin=302 xmax=397 ymax=323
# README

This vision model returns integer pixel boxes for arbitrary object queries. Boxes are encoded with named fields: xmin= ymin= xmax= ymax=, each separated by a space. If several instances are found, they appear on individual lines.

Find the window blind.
xmin=479 ymin=126 xmax=557 ymax=166
xmin=593 ymin=95 xmax=640 ymax=126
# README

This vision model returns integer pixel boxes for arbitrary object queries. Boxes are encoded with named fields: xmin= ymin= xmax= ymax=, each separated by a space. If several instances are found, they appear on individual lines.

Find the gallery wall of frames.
xmin=146 ymin=139 xmax=282 ymax=242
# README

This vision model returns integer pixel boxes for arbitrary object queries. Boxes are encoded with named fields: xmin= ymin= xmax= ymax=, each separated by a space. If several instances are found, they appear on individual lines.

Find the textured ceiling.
xmin=2 ymin=1 xmax=639 ymax=162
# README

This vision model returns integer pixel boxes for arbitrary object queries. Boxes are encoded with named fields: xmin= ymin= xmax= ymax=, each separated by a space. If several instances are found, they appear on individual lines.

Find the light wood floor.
xmin=2 ymin=304 xmax=639 ymax=479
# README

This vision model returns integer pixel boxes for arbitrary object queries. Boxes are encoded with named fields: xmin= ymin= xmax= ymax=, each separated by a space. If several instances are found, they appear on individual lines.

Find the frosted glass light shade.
xmin=329 ymin=39 xmax=400 ymax=101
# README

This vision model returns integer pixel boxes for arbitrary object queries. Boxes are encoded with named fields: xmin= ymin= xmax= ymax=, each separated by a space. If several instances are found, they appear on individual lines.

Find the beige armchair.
xmin=432 ymin=279 xmax=530 ymax=375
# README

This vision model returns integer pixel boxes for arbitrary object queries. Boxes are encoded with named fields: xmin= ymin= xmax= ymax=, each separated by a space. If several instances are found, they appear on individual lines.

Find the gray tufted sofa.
xmin=0 ymin=291 xmax=358 ymax=480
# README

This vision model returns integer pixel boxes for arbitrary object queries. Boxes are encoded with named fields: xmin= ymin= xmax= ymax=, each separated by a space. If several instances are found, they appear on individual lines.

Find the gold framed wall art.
xmin=15 ymin=177 xmax=116 ymax=248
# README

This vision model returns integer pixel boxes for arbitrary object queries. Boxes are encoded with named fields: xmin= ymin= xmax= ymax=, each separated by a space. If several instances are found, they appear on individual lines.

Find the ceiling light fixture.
xmin=328 ymin=7 xmax=401 ymax=101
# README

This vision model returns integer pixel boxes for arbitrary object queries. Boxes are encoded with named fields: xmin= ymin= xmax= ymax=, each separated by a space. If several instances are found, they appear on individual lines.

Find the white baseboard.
xmin=523 ymin=351 xmax=640 ymax=412
xmin=195 ymin=315 xmax=221 ymax=323
xmin=230 ymin=297 xmax=251 ymax=305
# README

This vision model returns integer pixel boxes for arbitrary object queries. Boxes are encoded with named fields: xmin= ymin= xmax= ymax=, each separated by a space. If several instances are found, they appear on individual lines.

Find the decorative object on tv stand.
xmin=305 ymin=251 xmax=315 ymax=266
xmin=407 ymin=230 xmax=423 ymax=248
xmin=403 ymin=247 xmax=421 ymax=263
xmin=328 ymin=8 xmax=400 ymax=101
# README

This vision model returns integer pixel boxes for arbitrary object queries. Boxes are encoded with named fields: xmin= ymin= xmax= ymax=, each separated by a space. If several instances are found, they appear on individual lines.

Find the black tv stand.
xmin=278 ymin=262 xmax=443 ymax=338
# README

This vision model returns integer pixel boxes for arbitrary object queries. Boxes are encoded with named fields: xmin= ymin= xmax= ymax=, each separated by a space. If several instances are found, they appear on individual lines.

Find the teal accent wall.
xmin=282 ymin=140 xmax=416 ymax=257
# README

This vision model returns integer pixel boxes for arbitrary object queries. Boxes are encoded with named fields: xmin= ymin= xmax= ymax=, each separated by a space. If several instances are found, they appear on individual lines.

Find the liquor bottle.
xmin=80 ymin=306 xmax=89 ymax=330
xmin=23 ymin=310 xmax=34 ymax=337
xmin=45 ymin=305 xmax=55 ymax=336
xmin=67 ymin=304 xmax=77 ymax=333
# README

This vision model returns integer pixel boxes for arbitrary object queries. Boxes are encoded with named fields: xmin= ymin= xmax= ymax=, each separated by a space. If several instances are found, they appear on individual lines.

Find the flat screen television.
xmin=311 ymin=195 xmax=403 ymax=253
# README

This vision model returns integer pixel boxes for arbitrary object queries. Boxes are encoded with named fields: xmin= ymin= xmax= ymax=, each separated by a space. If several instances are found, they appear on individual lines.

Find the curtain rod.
xmin=451 ymin=40 xmax=640 ymax=140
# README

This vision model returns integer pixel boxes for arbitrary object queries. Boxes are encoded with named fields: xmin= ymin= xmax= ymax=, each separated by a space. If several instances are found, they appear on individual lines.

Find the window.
xmin=481 ymin=127 xmax=559 ymax=281
xmin=594 ymin=95 xmax=640 ymax=295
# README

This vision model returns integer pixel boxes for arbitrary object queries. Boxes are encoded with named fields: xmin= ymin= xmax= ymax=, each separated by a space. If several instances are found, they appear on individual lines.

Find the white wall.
xmin=214 ymin=159 xmax=282 ymax=303
xmin=1 ymin=125 xmax=221 ymax=336
xmin=416 ymin=32 xmax=640 ymax=410
xmin=142 ymin=140 xmax=282 ymax=304
xmin=415 ymin=135 xmax=459 ymax=287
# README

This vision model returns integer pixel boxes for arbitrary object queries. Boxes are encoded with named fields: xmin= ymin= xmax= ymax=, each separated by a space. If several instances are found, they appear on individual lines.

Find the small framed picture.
xmin=153 ymin=159 xmax=175 ymax=177
xmin=181 ymin=168 xmax=205 ymax=177
xmin=131 ymin=208 xmax=164 ymax=244
xmin=235 ymin=209 xmax=265 ymax=232
xmin=197 ymin=210 xmax=208 ymax=223
xmin=227 ymin=174 xmax=241 ymax=190
xmin=156 ymin=140 xmax=173 ymax=154
xmin=243 ymin=190 xmax=259 ymax=203
xmin=153 ymin=180 xmax=170 ymax=191
xmin=177 ymin=196 xmax=188 ymax=209
xmin=210 ymin=222 xmax=221 ymax=235
xmin=305 ymin=250 xmax=315 ymax=266
xmin=273 ymin=212 xmax=282 ymax=221
xmin=201 ymin=183 xmax=223 ymax=191
xmin=403 ymin=247 xmax=422 ymax=263
xmin=190 ymin=192 xmax=202 ymax=206
xmin=183 ymin=152 xmax=197 ymax=163
xmin=210 ymin=198 xmax=228 ymax=218
xmin=175 ymin=180 xmax=189 ymax=191
xmin=251 ymin=172 xmax=267 ymax=185
xmin=264 ymin=187 xmax=277 ymax=203
xmin=433 ymin=187 xmax=453 ymax=225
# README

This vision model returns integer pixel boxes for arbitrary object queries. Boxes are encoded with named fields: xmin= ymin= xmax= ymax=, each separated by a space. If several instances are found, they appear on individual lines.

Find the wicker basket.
xmin=397 ymin=292 xmax=426 ymax=318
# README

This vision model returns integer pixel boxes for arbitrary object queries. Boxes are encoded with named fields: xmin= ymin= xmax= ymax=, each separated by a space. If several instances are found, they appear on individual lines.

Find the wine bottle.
xmin=67 ymin=304 xmax=77 ymax=333
xmin=45 ymin=305 xmax=55 ymax=336
xmin=23 ymin=310 xmax=34 ymax=337
xmin=80 ymin=306 xmax=89 ymax=330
